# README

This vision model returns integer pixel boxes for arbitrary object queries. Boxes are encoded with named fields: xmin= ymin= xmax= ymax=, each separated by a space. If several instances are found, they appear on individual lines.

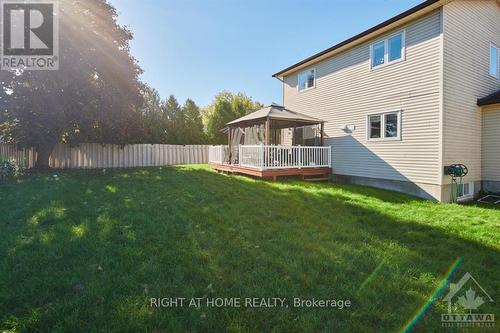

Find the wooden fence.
xmin=0 ymin=143 xmax=210 ymax=169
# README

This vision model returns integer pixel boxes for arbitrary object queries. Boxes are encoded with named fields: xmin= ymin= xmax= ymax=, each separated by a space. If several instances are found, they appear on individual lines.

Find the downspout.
xmin=273 ymin=75 xmax=285 ymax=107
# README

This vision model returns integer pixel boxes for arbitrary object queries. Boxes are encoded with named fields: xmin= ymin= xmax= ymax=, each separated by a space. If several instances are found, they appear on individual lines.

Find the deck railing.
xmin=209 ymin=145 xmax=331 ymax=170
xmin=208 ymin=145 xmax=227 ymax=164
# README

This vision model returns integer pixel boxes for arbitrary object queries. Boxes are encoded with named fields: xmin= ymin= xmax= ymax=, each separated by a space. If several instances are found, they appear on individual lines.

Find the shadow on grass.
xmin=0 ymin=166 xmax=498 ymax=332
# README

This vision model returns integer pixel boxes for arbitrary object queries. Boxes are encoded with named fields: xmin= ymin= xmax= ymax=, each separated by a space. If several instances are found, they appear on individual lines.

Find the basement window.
xmin=298 ymin=68 xmax=315 ymax=92
xmin=458 ymin=182 xmax=474 ymax=201
xmin=370 ymin=31 xmax=405 ymax=69
xmin=490 ymin=43 xmax=499 ymax=78
xmin=367 ymin=111 xmax=401 ymax=141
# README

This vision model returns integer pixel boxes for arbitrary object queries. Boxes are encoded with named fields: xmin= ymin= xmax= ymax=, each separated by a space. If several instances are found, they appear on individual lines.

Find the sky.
xmin=110 ymin=0 xmax=424 ymax=107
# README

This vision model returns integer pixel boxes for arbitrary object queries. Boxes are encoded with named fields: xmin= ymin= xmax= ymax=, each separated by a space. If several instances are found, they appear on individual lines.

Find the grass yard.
xmin=0 ymin=165 xmax=499 ymax=332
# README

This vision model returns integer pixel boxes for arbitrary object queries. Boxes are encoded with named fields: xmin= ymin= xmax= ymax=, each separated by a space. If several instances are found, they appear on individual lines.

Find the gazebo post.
xmin=320 ymin=122 xmax=325 ymax=146
xmin=228 ymin=127 xmax=232 ymax=162
xmin=265 ymin=117 xmax=270 ymax=145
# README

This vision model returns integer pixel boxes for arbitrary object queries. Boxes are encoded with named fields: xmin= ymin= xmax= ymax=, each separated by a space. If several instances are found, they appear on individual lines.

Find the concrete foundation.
xmin=331 ymin=174 xmax=442 ymax=201
xmin=482 ymin=180 xmax=500 ymax=194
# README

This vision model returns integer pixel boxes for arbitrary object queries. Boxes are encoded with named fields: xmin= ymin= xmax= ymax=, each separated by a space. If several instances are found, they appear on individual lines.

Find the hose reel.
xmin=444 ymin=164 xmax=468 ymax=203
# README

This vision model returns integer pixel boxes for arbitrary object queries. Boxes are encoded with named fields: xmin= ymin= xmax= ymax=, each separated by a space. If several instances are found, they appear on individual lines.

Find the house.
xmin=272 ymin=0 xmax=500 ymax=202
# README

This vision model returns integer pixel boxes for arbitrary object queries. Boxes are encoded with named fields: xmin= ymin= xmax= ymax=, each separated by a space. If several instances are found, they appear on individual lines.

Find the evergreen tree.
xmin=141 ymin=85 xmax=167 ymax=143
xmin=182 ymin=99 xmax=205 ymax=144
xmin=164 ymin=95 xmax=183 ymax=144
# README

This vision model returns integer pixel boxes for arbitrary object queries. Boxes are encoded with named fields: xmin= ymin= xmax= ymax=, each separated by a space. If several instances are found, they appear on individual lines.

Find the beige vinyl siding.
xmin=442 ymin=0 xmax=500 ymax=185
xmin=482 ymin=106 xmax=500 ymax=181
xmin=283 ymin=10 xmax=443 ymax=186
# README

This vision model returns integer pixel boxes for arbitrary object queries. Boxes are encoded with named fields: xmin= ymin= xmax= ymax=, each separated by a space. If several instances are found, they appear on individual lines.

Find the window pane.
xmin=369 ymin=115 xmax=381 ymax=138
xmin=298 ymin=69 xmax=315 ymax=91
xmin=385 ymin=113 xmax=398 ymax=138
xmin=307 ymin=70 xmax=315 ymax=88
xmin=372 ymin=41 xmax=385 ymax=67
xmin=388 ymin=34 xmax=403 ymax=62
xmin=490 ymin=45 xmax=499 ymax=77
xmin=298 ymin=73 xmax=306 ymax=91
xmin=459 ymin=183 xmax=470 ymax=197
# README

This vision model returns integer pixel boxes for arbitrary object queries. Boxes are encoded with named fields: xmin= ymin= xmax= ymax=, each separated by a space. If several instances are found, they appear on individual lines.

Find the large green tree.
xmin=204 ymin=92 xmax=263 ymax=144
xmin=163 ymin=95 xmax=183 ymax=144
xmin=141 ymin=85 xmax=167 ymax=143
xmin=182 ymin=99 xmax=205 ymax=144
xmin=0 ymin=0 xmax=144 ymax=167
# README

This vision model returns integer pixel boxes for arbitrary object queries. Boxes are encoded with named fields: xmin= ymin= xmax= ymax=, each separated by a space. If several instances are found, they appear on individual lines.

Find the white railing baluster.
xmin=211 ymin=145 xmax=332 ymax=170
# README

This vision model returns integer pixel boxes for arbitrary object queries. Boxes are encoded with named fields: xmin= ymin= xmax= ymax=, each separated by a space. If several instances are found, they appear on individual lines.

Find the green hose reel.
xmin=444 ymin=164 xmax=468 ymax=203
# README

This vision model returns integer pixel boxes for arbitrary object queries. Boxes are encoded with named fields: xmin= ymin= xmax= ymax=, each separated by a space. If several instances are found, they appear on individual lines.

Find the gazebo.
xmin=209 ymin=104 xmax=332 ymax=181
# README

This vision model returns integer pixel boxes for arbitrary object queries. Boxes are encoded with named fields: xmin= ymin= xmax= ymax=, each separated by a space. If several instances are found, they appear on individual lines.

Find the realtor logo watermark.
xmin=0 ymin=0 xmax=58 ymax=70
xmin=441 ymin=272 xmax=495 ymax=328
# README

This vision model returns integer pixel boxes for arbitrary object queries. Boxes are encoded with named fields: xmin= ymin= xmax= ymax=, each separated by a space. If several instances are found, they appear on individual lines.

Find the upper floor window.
xmin=367 ymin=111 xmax=401 ymax=141
xmin=298 ymin=68 xmax=315 ymax=91
xmin=490 ymin=43 xmax=499 ymax=78
xmin=371 ymin=31 xmax=405 ymax=69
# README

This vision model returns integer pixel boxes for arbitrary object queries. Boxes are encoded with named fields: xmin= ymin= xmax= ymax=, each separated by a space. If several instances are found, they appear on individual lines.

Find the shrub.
xmin=0 ymin=159 xmax=23 ymax=183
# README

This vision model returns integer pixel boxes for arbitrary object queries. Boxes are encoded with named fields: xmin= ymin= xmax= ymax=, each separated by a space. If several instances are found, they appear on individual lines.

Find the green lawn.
xmin=0 ymin=165 xmax=498 ymax=332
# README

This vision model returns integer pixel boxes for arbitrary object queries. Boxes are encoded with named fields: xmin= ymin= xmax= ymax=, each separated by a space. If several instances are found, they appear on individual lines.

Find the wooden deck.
xmin=209 ymin=162 xmax=331 ymax=181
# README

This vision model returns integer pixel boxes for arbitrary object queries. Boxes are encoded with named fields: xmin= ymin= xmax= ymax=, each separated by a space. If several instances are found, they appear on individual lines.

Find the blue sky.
xmin=111 ymin=0 xmax=423 ymax=107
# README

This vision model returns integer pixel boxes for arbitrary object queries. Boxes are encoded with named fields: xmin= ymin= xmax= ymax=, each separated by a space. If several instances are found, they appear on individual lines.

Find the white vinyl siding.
xmin=442 ymin=0 xmax=500 ymax=185
xmin=283 ymin=10 xmax=442 ymax=187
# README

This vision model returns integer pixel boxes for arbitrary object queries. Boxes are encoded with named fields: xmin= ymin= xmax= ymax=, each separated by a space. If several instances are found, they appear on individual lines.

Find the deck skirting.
xmin=209 ymin=163 xmax=331 ymax=181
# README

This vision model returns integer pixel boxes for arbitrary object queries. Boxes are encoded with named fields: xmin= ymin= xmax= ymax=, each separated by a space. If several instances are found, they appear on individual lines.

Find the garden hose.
xmin=444 ymin=164 xmax=468 ymax=203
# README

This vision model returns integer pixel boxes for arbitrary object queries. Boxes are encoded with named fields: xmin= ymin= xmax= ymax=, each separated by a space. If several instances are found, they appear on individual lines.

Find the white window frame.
xmin=457 ymin=182 xmax=474 ymax=201
xmin=370 ymin=30 xmax=406 ymax=70
xmin=297 ymin=68 xmax=316 ymax=92
xmin=490 ymin=43 xmax=499 ymax=79
xmin=367 ymin=111 xmax=402 ymax=141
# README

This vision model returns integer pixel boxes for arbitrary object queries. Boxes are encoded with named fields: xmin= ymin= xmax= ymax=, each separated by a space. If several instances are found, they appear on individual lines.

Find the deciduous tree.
xmin=0 ymin=0 xmax=144 ymax=168
xmin=204 ymin=92 xmax=262 ymax=144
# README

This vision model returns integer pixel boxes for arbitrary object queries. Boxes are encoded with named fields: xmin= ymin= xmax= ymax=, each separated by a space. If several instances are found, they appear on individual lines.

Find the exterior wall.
xmin=482 ymin=105 xmax=500 ymax=192
xmin=441 ymin=0 xmax=500 ymax=199
xmin=283 ymin=10 xmax=443 ymax=200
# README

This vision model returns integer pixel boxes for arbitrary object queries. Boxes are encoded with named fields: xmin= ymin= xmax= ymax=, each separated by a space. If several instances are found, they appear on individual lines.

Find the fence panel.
xmin=0 ymin=144 xmax=36 ymax=168
xmin=0 ymin=143 xmax=210 ymax=169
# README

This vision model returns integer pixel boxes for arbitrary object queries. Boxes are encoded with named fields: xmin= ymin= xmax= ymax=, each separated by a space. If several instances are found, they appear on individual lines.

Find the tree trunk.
xmin=35 ymin=143 xmax=55 ymax=169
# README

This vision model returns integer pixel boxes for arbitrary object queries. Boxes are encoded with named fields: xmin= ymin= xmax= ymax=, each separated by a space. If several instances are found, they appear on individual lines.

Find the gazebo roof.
xmin=226 ymin=104 xmax=325 ymax=128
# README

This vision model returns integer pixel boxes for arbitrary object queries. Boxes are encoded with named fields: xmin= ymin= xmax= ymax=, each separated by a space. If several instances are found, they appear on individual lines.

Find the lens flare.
xmin=400 ymin=257 xmax=462 ymax=333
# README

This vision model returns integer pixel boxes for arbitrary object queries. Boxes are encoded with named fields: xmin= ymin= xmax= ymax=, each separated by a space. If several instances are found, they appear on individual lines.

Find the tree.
xmin=204 ymin=92 xmax=263 ymax=144
xmin=164 ymin=95 xmax=183 ymax=144
xmin=141 ymin=85 xmax=167 ymax=143
xmin=140 ymin=93 xmax=204 ymax=144
xmin=182 ymin=99 xmax=205 ymax=144
xmin=0 ymin=0 xmax=144 ymax=168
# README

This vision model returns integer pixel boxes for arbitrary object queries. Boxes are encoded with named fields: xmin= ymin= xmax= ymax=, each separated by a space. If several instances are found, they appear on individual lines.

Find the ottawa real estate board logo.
xmin=441 ymin=272 xmax=495 ymax=328
xmin=0 ymin=0 xmax=58 ymax=70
